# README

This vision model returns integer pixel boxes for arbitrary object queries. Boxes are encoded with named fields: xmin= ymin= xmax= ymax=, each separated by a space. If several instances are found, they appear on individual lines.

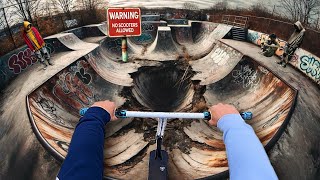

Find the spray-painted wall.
xmin=0 ymin=46 xmax=34 ymax=91
xmin=291 ymin=49 xmax=320 ymax=84
xmin=247 ymin=30 xmax=320 ymax=85
xmin=0 ymin=44 xmax=55 ymax=92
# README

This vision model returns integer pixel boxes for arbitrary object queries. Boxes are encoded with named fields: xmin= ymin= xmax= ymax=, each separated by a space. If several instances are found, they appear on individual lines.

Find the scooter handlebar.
xmin=79 ymin=108 xmax=253 ymax=120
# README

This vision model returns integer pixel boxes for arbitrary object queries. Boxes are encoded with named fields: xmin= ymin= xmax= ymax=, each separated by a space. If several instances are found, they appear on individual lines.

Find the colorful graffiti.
xmin=7 ymin=43 xmax=55 ymax=74
xmin=247 ymin=30 xmax=286 ymax=57
xmin=8 ymin=48 xmax=36 ymax=74
xmin=300 ymin=55 xmax=320 ymax=80
xmin=53 ymin=61 xmax=94 ymax=110
xmin=247 ymin=30 xmax=320 ymax=84
xmin=248 ymin=31 xmax=259 ymax=43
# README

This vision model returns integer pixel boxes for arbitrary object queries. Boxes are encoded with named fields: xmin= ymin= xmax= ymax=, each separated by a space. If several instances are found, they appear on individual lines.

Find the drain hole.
xmin=132 ymin=63 xmax=193 ymax=111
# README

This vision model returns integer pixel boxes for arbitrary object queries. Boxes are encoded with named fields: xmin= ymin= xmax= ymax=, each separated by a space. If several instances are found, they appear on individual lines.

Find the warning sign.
xmin=107 ymin=8 xmax=141 ymax=37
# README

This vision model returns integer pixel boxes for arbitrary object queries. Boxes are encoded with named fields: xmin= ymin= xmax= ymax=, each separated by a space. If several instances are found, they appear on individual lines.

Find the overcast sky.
xmin=0 ymin=0 xmax=278 ymax=10
xmin=108 ymin=0 xmax=278 ymax=10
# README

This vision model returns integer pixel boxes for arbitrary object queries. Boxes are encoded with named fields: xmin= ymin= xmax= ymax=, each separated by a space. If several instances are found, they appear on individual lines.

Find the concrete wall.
xmin=0 ymin=45 xmax=33 ymax=91
xmin=0 ymin=44 xmax=55 ymax=92
xmin=247 ymin=29 xmax=320 ymax=85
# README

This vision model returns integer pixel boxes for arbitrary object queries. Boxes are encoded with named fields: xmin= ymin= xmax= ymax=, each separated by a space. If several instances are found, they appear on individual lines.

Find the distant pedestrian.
xmin=277 ymin=21 xmax=306 ymax=68
xmin=260 ymin=34 xmax=280 ymax=57
xmin=22 ymin=21 xmax=52 ymax=70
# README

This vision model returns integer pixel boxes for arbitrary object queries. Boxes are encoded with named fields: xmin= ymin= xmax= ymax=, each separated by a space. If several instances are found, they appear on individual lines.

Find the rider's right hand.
xmin=208 ymin=103 xmax=240 ymax=126
xmin=91 ymin=100 xmax=118 ymax=121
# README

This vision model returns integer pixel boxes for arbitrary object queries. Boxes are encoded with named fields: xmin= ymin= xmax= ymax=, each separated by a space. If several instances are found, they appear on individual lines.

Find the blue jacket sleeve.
xmin=217 ymin=114 xmax=278 ymax=180
xmin=57 ymin=107 xmax=111 ymax=180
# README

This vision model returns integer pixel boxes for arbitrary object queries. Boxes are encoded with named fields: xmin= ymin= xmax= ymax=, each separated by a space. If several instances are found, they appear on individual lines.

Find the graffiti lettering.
xmin=106 ymin=39 xmax=122 ymax=53
xmin=35 ymin=97 xmax=65 ymax=125
xmin=65 ymin=19 xmax=78 ymax=28
xmin=258 ymin=33 xmax=286 ymax=56
xmin=232 ymin=65 xmax=260 ymax=92
xmin=76 ymin=68 xmax=92 ymax=84
xmin=262 ymin=113 xmax=280 ymax=128
xmin=7 ymin=43 xmax=54 ymax=74
xmin=133 ymin=33 xmax=153 ymax=44
xmin=258 ymin=66 xmax=269 ymax=74
xmin=56 ymin=141 xmax=70 ymax=152
xmin=53 ymin=62 xmax=94 ymax=110
xmin=142 ymin=23 xmax=154 ymax=32
xmin=8 ymin=48 xmax=37 ymax=74
xmin=300 ymin=55 xmax=320 ymax=80
xmin=60 ymin=34 xmax=77 ymax=44
xmin=248 ymin=31 xmax=259 ymax=43
xmin=211 ymin=47 xmax=230 ymax=66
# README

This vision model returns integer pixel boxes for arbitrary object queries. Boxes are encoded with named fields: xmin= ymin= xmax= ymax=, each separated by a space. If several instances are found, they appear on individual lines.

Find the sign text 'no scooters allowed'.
xmin=107 ymin=8 xmax=142 ymax=37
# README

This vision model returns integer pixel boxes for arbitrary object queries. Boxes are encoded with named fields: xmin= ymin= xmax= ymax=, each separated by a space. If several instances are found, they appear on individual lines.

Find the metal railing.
xmin=222 ymin=15 xmax=249 ymax=28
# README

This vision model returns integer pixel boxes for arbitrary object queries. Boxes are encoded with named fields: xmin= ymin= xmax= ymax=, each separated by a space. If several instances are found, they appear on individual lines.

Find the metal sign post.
xmin=107 ymin=7 xmax=141 ymax=62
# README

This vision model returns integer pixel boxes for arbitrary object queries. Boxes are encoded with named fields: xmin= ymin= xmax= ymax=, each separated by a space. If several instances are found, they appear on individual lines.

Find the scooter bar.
xmin=79 ymin=108 xmax=253 ymax=120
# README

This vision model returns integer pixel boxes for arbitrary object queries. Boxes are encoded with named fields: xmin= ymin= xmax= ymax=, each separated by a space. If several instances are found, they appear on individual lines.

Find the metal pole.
xmin=122 ymin=36 xmax=128 ymax=62
xmin=2 ymin=8 xmax=17 ymax=48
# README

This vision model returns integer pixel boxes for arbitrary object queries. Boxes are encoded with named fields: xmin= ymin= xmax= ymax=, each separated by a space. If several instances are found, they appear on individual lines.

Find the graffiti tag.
xmin=212 ymin=47 xmax=230 ymax=66
xmin=106 ymin=39 xmax=122 ymax=53
xmin=133 ymin=33 xmax=153 ymax=44
xmin=65 ymin=19 xmax=78 ymax=28
xmin=53 ymin=61 xmax=94 ymax=110
xmin=232 ymin=65 xmax=260 ymax=92
xmin=35 ymin=97 xmax=65 ymax=125
xmin=142 ymin=23 xmax=154 ymax=32
xmin=300 ymin=55 xmax=320 ymax=80
xmin=8 ymin=48 xmax=37 ymax=74
xmin=7 ymin=43 xmax=55 ymax=74
xmin=248 ymin=31 xmax=259 ymax=43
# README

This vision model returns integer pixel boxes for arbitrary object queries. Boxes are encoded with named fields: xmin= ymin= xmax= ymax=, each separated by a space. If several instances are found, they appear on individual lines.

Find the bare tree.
xmin=51 ymin=0 xmax=74 ymax=19
xmin=250 ymin=2 xmax=270 ymax=17
xmin=280 ymin=0 xmax=320 ymax=25
xmin=42 ymin=1 xmax=53 ymax=17
xmin=6 ymin=0 xmax=41 ymax=22
xmin=83 ymin=0 xmax=105 ymax=11
xmin=183 ymin=2 xmax=200 ymax=11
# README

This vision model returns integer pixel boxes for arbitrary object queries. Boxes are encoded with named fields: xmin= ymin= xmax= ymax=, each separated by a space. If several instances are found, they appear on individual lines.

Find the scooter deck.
xmin=148 ymin=150 xmax=168 ymax=180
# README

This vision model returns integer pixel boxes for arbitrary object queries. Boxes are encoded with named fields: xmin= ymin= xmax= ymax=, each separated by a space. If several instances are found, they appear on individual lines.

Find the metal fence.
xmin=0 ymin=2 xmax=106 ymax=56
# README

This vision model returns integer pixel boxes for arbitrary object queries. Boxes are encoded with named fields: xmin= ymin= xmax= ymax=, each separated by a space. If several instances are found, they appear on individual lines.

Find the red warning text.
xmin=107 ymin=8 xmax=141 ymax=37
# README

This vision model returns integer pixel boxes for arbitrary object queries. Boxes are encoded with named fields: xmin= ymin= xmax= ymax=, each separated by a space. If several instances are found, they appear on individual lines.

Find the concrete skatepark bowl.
xmin=23 ymin=20 xmax=298 ymax=179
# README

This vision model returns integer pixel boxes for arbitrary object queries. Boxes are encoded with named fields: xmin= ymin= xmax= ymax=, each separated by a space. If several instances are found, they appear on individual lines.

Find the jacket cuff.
xmin=217 ymin=114 xmax=245 ymax=132
xmin=84 ymin=107 xmax=111 ymax=125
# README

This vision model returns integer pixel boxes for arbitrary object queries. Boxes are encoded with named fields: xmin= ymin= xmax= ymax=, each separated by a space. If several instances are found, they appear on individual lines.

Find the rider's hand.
xmin=208 ymin=103 xmax=239 ymax=126
xmin=91 ymin=100 xmax=118 ymax=121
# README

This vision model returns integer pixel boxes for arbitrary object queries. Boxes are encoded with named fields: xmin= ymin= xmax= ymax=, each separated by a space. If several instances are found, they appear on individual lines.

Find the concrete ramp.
xmin=45 ymin=33 xmax=96 ymax=52
xmin=83 ymin=24 xmax=108 ymax=36
xmin=144 ymin=26 xmax=183 ymax=61
xmin=130 ymin=21 xmax=167 ymax=45
xmin=171 ymin=22 xmax=232 ymax=58
xmin=26 ymin=52 xmax=297 ymax=180
xmin=190 ymin=41 xmax=244 ymax=85
xmin=85 ymin=48 xmax=141 ymax=87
